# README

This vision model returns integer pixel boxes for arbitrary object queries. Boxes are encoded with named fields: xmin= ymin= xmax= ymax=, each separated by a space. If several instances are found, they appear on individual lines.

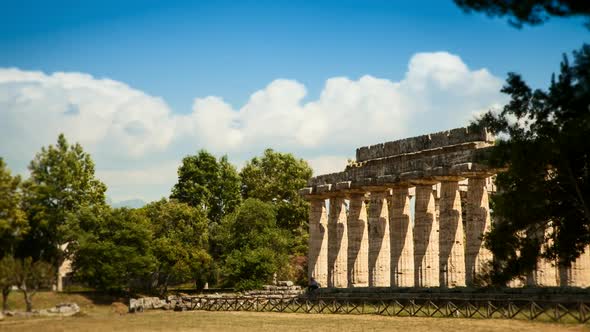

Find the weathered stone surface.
xmin=6 ymin=303 xmax=82 ymax=317
xmin=465 ymin=177 xmax=493 ymax=286
xmin=525 ymin=226 xmax=558 ymax=287
xmin=390 ymin=187 xmax=414 ymax=287
xmin=533 ymin=258 xmax=558 ymax=287
xmin=559 ymin=245 xmax=590 ymax=287
xmin=277 ymin=280 xmax=294 ymax=287
xmin=356 ymin=127 xmax=493 ymax=162
xmin=40 ymin=303 xmax=80 ymax=316
xmin=308 ymin=199 xmax=328 ymax=287
xmin=307 ymin=145 xmax=494 ymax=190
xmin=439 ymin=181 xmax=466 ymax=287
xmin=328 ymin=197 xmax=348 ymax=288
xmin=129 ymin=297 xmax=166 ymax=312
xmin=347 ymin=194 xmax=369 ymax=287
xmin=368 ymin=190 xmax=390 ymax=287
xmin=57 ymin=243 xmax=72 ymax=292
xmin=414 ymin=185 xmax=439 ymax=287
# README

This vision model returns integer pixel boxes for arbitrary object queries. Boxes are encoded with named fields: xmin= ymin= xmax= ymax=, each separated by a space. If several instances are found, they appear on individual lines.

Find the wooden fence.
xmin=179 ymin=296 xmax=590 ymax=323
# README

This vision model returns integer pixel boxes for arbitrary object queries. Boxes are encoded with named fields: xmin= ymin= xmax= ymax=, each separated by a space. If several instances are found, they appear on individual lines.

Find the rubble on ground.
xmin=128 ymin=281 xmax=304 ymax=312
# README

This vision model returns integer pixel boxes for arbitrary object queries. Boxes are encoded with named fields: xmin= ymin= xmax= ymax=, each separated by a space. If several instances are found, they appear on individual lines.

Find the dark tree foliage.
xmin=239 ymin=149 xmax=313 ymax=285
xmin=0 ymin=158 xmax=27 ymax=257
xmin=141 ymin=199 xmax=211 ymax=294
xmin=475 ymin=45 xmax=590 ymax=285
xmin=72 ymin=208 xmax=155 ymax=292
xmin=171 ymin=151 xmax=241 ymax=225
xmin=215 ymin=198 xmax=291 ymax=290
xmin=454 ymin=0 xmax=590 ymax=28
xmin=240 ymin=149 xmax=312 ymax=251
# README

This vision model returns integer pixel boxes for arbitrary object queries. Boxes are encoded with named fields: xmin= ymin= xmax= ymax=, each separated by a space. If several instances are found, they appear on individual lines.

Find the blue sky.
xmin=0 ymin=0 xmax=587 ymax=203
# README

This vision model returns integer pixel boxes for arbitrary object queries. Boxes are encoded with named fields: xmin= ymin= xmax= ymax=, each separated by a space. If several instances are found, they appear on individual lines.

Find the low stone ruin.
xmin=129 ymin=297 xmax=167 ymax=312
xmin=2 ymin=303 xmax=80 ymax=318
xmin=243 ymin=281 xmax=303 ymax=299
xmin=129 ymin=281 xmax=304 ymax=312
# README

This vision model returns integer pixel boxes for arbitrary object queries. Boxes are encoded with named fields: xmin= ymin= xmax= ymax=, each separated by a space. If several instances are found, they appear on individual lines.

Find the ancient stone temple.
xmin=300 ymin=127 xmax=590 ymax=288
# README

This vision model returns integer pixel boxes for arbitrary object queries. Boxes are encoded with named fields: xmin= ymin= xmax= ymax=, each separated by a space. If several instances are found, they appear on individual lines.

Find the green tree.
xmin=12 ymin=257 xmax=55 ymax=312
xmin=240 ymin=149 xmax=312 ymax=285
xmin=72 ymin=207 xmax=155 ymax=292
xmin=216 ymin=199 xmax=290 ymax=290
xmin=240 ymin=149 xmax=312 ymax=247
xmin=141 ymin=199 xmax=212 ymax=294
xmin=171 ymin=151 xmax=241 ymax=225
xmin=0 ymin=158 xmax=28 ymax=257
xmin=0 ymin=256 xmax=17 ymax=312
xmin=474 ymin=45 xmax=590 ymax=284
xmin=18 ymin=134 xmax=106 ymax=267
xmin=454 ymin=0 xmax=590 ymax=28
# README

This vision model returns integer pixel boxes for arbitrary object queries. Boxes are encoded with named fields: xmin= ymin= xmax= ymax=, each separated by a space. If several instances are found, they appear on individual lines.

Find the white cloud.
xmin=182 ymin=51 xmax=505 ymax=154
xmin=306 ymin=156 xmax=350 ymax=177
xmin=0 ymin=51 xmax=507 ymax=202
xmin=96 ymin=161 xmax=180 ymax=202
xmin=0 ymin=68 xmax=176 ymax=161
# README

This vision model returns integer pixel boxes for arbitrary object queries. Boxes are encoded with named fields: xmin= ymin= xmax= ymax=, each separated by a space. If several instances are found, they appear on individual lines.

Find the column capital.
xmin=451 ymin=162 xmax=498 ymax=178
xmin=434 ymin=175 xmax=465 ymax=182
xmin=364 ymin=187 xmax=392 ymax=195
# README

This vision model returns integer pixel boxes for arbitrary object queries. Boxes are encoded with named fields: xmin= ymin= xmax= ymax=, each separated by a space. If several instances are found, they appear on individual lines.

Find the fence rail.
xmin=181 ymin=296 xmax=590 ymax=323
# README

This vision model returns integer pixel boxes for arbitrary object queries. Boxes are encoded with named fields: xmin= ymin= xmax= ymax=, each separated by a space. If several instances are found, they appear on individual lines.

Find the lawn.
xmin=1 ymin=292 xmax=588 ymax=332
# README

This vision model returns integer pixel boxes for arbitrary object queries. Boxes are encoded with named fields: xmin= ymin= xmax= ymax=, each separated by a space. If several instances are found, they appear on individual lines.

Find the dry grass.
xmin=1 ymin=292 xmax=589 ymax=332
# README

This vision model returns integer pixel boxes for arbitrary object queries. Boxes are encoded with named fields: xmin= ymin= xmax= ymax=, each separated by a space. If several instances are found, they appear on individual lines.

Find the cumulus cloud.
xmin=183 ymin=51 xmax=505 ymax=154
xmin=0 ymin=51 xmax=506 ymax=202
xmin=0 ymin=68 xmax=176 ymax=161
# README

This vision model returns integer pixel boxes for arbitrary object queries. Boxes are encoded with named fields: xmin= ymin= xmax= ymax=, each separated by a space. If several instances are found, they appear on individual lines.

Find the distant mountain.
xmin=111 ymin=199 xmax=147 ymax=209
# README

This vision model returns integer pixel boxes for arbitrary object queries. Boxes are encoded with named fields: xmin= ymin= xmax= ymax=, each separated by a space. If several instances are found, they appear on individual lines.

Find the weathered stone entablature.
xmin=301 ymin=126 xmax=496 ymax=196
xmin=301 ymin=126 xmax=589 ymax=289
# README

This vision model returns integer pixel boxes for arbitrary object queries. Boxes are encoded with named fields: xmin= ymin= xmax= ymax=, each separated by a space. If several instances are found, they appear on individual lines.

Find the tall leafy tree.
xmin=240 ymin=150 xmax=312 ymax=285
xmin=454 ymin=0 xmax=590 ymax=28
xmin=141 ymin=199 xmax=211 ymax=294
xmin=171 ymin=151 xmax=241 ymax=225
xmin=18 ymin=134 xmax=106 ymax=266
xmin=0 ymin=158 xmax=28 ymax=257
xmin=240 ymin=149 xmax=312 ymax=243
xmin=72 ymin=207 xmax=155 ymax=292
xmin=475 ymin=45 xmax=590 ymax=284
xmin=216 ymin=198 xmax=290 ymax=290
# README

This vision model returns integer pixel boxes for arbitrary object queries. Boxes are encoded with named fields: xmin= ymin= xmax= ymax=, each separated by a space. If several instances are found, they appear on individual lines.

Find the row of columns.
xmin=308 ymin=177 xmax=493 ymax=288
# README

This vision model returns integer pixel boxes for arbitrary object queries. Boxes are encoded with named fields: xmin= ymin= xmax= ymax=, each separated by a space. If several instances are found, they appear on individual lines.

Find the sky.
xmin=0 ymin=0 xmax=588 ymax=204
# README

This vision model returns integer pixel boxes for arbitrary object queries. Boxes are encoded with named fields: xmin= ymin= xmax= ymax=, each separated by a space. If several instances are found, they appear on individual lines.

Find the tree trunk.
xmin=24 ymin=290 xmax=33 ymax=312
xmin=2 ymin=287 xmax=9 ymax=312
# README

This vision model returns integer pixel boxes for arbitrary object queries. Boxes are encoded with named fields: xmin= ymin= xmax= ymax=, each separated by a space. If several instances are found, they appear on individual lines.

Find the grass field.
xmin=1 ymin=292 xmax=589 ymax=331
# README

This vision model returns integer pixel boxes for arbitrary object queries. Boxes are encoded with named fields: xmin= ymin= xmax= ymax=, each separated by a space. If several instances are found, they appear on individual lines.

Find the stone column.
xmin=438 ymin=180 xmax=466 ymax=287
xmin=526 ymin=225 xmax=558 ymax=287
xmin=368 ymin=190 xmax=391 ymax=287
xmin=559 ymin=246 xmax=590 ymax=287
xmin=347 ymin=193 xmax=369 ymax=287
xmin=465 ymin=177 xmax=493 ymax=286
xmin=534 ymin=258 xmax=558 ymax=286
xmin=328 ymin=196 xmax=348 ymax=288
xmin=390 ymin=186 xmax=414 ymax=287
xmin=414 ymin=184 xmax=439 ymax=287
xmin=308 ymin=198 xmax=328 ymax=287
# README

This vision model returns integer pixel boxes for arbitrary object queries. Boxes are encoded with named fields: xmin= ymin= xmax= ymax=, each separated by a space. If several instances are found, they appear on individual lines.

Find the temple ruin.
xmin=300 ymin=127 xmax=590 ymax=288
